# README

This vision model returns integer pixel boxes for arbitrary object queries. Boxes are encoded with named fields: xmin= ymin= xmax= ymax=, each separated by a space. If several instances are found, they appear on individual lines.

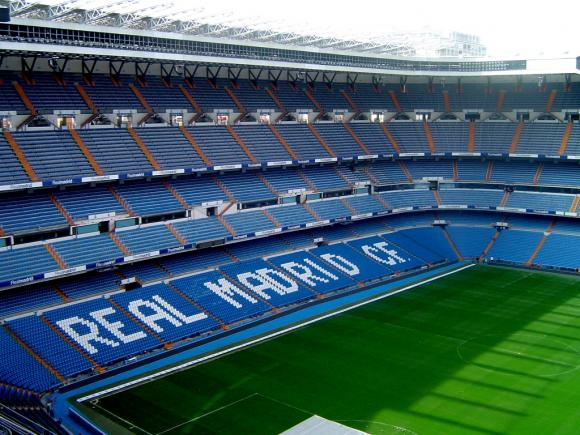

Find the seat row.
xmin=4 ymin=72 xmax=579 ymax=115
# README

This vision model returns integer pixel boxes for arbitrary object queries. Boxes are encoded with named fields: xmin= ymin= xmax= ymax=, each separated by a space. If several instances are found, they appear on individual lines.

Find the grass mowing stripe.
xmin=86 ymin=266 xmax=580 ymax=435
xmin=78 ymin=263 xmax=474 ymax=403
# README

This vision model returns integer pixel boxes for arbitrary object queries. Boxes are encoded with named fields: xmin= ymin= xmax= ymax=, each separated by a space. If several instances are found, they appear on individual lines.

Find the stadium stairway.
xmin=480 ymin=230 xmax=501 ymax=259
xmin=442 ymin=90 xmax=451 ymax=113
xmin=268 ymin=124 xmax=299 ymax=160
xmin=224 ymin=87 xmax=247 ymax=122
xmin=178 ymin=84 xmax=204 ymax=122
xmin=379 ymin=122 xmax=402 ymax=153
xmin=128 ymin=84 xmax=155 ymax=125
xmin=2 ymin=131 xmax=39 ymax=182
xmin=509 ymin=121 xmax=524 ymax=153
xmin=303 ymin=87 xmax=325 ymax=119
xmin=422 ymin=121 xmax=437 ymax=153
xmin=179 ymin=125 xmax=213 ymax=166
xmin=127 ymin=128 xmax=162 ymax=170
xmin=467 ymin=121 xmax=476 ymax=152
xmin=526 ymin=220 xmax=556 ymax=266
xmin=69 ymin=128 xmax=105 ymax=176
xmin=533 ymin=163 xmax=544 ymax=185
xmin=545 ymin=89 xmax=557 ymax=113
xmin=307 ymin=124 xmax=337 ymax=158
xmin=495 ymin=90 xmax=506 ymax=112
xmin=265 ymin=87 xmax=289 ymax=122
xmin=342 ymin=123 xmax=371 ymax=155
xmin=340 ymin=89 xmax=361 ymax=117
xmin=441 ymin=227 xmax=464 ymax=260
xmin=224 ymin=125 xmax=258 ymax=163
xmin=388 ymin=90 xmax=403 ymax=113
xmin=74 ymin=83 xmax=99 ymax=127
xmin=559 ymin=122 xmax=573 ymax=155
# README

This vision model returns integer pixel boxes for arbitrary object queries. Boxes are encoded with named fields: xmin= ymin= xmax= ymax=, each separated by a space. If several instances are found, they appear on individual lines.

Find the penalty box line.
xmin=78 ymin=263 xmax=475 ymax=403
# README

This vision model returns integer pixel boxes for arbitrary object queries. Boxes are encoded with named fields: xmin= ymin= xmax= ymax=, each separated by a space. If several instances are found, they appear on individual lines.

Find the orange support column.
xmin=307 ymin=124 xmax=337 ymax=158
xmin=467 ymin=121 xmax=476 ymax=152
xmin=442 ymin=90 xmax=451 ymax=113
xmin=303 ymin=88 xmax=325 ymax=120
xmin=342 ymin=123 xmax=370 ymax=155
xmin=128 ymin=83 xmax=154 ymax=124
xmin=495 ymin=90 xmax=506 ymax=113
xmin=340 ymin=90 xmax=360 ymax=116
xmin=526 ymin=221 xmax=556 ymax=266
xmin=533 ymin=163 xmax=544 ymax=185
xmin=379 ymin=122 xmax=401 ymax=153
xmin=388 ymin=90 xmax=402 ymax=113
xmin=268 ymin=124 xmax=299 ymax=160
xmin=422 ymin=121 xmax=437 ymax=153
xmin=559 ymin=122 xmax=573 ymax=156
xmin=178 ymin=84 xmax=203 ymax=122
xmin=224 ymin=87 xmax=247 ymax=122
xmin=225 ymin=125 xmax=257 ymax=163
xmin=3 ymin=131 xmax=39 ymax=182
xmin=74 ymin=83 xmax=99 ymax=127
xmin=545 ymin=89 xmax=557 ymax=113
xmin=570 ymin=195 xmax=580 ymax=213
xmin=179 ymin=126 xmax=213 ymax=166
xmin=69 ymin=128 xmax=104 ymax=176
xmin=509 ymin=122 xmax=524 ymax=153
xmin=127 ymin=127 xmax=161 ymax=170
xmin=265 ymin=88 xmax=289 ymax=122
xmin=44 ymin=243 xmax=67 ymax=269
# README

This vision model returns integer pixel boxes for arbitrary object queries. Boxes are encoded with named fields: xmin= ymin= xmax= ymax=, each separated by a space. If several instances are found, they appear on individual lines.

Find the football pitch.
xmin=83 ymin=265 xmax=580 ymax=434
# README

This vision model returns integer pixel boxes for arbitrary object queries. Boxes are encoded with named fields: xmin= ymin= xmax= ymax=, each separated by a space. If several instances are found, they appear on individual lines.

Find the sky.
xmin=21 ymin=0 xmax=580 ymax=57
xmin=166 ymin=0 xmax=580 ymax=58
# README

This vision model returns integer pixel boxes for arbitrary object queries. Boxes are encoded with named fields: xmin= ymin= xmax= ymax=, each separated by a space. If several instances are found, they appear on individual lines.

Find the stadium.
xmin=0 ymin=0 xmax=579 ymax=433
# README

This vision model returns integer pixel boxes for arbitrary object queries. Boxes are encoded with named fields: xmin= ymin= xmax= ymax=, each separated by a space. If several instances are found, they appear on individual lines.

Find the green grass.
xmin=85 ymin=265 xmax=580 ymax=435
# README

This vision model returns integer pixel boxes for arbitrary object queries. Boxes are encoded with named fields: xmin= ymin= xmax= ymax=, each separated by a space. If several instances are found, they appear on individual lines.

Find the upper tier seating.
xmin=229 ymin=80 xmax=278 ymax=112
xmin=115 ymin=225 xmax=180 ymax=254
xmin=348 ymin=123 xmax=397 ymax=154
xmin=0 ymin=74 xmax=28 ymax=112
xmin=474 ymin=122 xmax=516 ymax=153
xmin=0 ymin=192 xmax=67 ymax=235
xmin=310 ymin=84 xmax=350 ymax=112
xmin=133 ymin=127 xmax=205 ymax=169
xmin=233 ymin=124 xmax=293 ymax=162
xmin=0 ymin=134 xmax=30 ymax=185
xmin=11 ymin=130 xmax=95 ymax=180
xmin=78 ymin=129 xmax=153 ymax=174
xmin=184 ymin=125 xmax=250 ymax=166
xmin=346 ymin=84 xmax=397 ymax=112
xmin=274 ymin=124 xmax=333 ymax=160
xmin=506 ymin=191 xmax=575 ymax=211
xmin=387 ymin=122 xmax=432 ymax=153
xmin=429 ymin=122 xmax=469 ymax=152
xmin=189 ymin=79 xmax=235 ymax=112
xmin=115 ymin=181 xmax=184 ymax=216
xmin=84 ymin=74 xmax=142 ymax=112
xmin=516 ymin=123 xmax=565 ymax=155
xmin=314 ymin=123 xmax=365 ymax=157
xmin=269 ymin=82 xmax=316 ymax=112
xmin=54 ymin=185 xmax=125 ymax=222
xmin=0 ymin=245 xmax=59 ymax=283
xmin=132 ymin=76 xmax=190 ymax=112
xmin=19 ymin=73 xmax=88 ymax=113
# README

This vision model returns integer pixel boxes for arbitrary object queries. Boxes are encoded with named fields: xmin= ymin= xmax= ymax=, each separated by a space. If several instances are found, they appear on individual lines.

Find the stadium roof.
xmin=8 ymin=0 xmax=486 ymax=58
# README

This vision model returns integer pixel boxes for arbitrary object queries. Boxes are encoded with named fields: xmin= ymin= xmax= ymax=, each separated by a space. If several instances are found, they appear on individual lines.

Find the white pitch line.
xmin=155 ymin=393 xmax=258 ymax=435
xmin=78 ymin=263 xmax=475 ymax=403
